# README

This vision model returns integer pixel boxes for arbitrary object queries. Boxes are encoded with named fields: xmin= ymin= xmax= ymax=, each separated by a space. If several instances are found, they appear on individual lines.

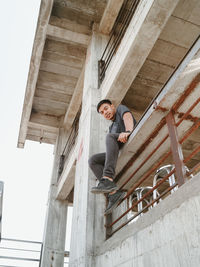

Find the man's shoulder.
xmin=116 ymin=104 xmax=131 ymax=113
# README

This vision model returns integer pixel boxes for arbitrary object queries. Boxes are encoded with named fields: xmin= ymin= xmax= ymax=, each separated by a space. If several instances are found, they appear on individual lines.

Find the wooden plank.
xmin=47 ymin=24 xmax=90 ymax=46
xmin=17 ymin=0 xmax=54 ymax=148
xmin=99 ymin=0 xmax=124 ymax=34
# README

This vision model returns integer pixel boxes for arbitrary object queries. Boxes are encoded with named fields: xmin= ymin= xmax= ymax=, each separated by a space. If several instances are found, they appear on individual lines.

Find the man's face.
xmin=98 ymin=103 xmax=116 ymax=120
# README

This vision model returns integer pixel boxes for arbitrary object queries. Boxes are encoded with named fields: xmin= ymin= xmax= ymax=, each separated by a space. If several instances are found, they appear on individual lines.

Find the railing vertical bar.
xmin=111 ymin=182 xmax=178 ymax=235
xmin=166 ymin=111 xmax=186 ymax=186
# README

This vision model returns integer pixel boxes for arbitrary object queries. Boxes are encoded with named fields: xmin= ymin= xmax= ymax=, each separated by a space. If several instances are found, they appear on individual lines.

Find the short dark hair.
xmin=97 ymin=99 xmax=112 ymax=112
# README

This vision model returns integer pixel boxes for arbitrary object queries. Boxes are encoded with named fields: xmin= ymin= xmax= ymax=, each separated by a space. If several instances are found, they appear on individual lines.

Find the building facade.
xmin=18 ymin=0 xmax=200 ymax=266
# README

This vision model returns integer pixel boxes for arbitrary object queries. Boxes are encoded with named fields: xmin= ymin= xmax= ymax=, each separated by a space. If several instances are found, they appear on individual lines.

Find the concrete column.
xmin=41 ymin=129 xmax=68 ymax=267
xmin=69 ymin=29 xmax=108 ymax=267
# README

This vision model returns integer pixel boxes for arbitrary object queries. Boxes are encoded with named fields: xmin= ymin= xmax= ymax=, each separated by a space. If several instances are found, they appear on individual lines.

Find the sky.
xmin=0 ymin=1 xmax=71 ymax=266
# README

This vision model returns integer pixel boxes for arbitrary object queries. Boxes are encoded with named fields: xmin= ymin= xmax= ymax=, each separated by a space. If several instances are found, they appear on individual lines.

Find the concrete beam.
xmin=63 ymin=67 xmax=85 ymax=130
xmin=30 ymin=113 xmax=61 ymax=128
xmin=46 ymin=24 xmax=90 ymax=47
xmin=99 ymin=0 xmax=124 ymax=35
xmin=56 ymin=144 xmax=78 ymax=200
xmin=28 ymin=121 xmax=59 ymax=135
xmin=49 ymin=16 xmax=91 ymax=35
xmin=17 ymin=0 xmax=54 ymax=148
xmin=40 ymin=132 xmax=68 ymax=267
xmin=100 ymin=0 xmax=180 ymax=105
xmin=40 ymin=60 xmax=81 ymax=78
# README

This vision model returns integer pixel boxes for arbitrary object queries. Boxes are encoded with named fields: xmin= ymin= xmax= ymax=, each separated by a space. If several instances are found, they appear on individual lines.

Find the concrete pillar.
xmin=41 ymin=129 xmax=68 ymax=267
xmin=69 ymin=28 xmax=108 ymax=267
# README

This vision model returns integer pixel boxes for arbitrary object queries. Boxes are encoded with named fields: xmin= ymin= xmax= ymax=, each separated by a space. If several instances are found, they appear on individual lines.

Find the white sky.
xmin=0 ymin=1 xmax=71 ymax=266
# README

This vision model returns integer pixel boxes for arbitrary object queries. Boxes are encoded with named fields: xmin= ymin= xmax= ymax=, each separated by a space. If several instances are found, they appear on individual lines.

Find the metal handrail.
xmin=58 ymin=107 xmax=81 ymax=178
xmin=0 ymin=238 xmax=42 ymax=266
xmin=98 ymin=0 xmax=140 ymax=86
xmin=105 ymin=36 xmax=200 ymax=237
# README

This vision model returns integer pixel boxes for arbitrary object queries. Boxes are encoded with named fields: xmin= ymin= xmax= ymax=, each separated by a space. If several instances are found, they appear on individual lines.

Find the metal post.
xmin=0 ymin=182 xmax=4 ymax=242
xmin=166 ymin=111 xmax=186 ymax=186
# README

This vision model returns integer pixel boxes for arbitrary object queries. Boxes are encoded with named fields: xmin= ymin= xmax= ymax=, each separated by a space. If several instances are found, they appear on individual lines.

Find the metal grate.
xmin=98 ymin=0 xmax=140 ymax=86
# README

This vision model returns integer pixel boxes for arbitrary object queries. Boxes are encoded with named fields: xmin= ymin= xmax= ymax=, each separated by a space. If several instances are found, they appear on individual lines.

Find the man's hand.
xmin=117 ymin=132 xmax=131 ymax=143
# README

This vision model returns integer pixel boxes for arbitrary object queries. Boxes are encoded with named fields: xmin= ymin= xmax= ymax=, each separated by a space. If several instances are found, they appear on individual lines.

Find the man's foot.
xmin=91 ymin=178 xmax=118 ymax=194
xmin=104 ymin=191 xmax=126 ymax=215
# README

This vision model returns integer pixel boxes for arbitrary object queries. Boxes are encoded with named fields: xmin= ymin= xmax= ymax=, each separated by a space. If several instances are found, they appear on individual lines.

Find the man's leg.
xmin=88 ymin=153 xmax=106 ymax=181
xmin=90 ymin=133 xmax=126 ymax=213
xmin=103 ymin=133 xmax=121 ymax=179
xmin=91 ymin=133 xmax=121 ymax=193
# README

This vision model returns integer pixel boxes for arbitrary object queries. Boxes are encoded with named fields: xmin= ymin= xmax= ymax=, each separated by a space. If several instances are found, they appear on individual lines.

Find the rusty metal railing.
xmin=105 ymin=33 xmax=200 ymax=236
xmin=98 ymin=0 xmax=140 ymax=86
xmin=105 ymin=80 xmax=200 ymax=236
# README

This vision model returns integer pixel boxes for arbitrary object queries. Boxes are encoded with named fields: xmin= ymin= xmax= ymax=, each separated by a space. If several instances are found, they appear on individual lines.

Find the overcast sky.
xmin=0 ymin=1 xmax=71 ymax=266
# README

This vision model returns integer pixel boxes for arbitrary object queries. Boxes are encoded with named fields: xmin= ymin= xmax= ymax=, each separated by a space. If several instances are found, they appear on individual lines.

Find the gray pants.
xmin=88 ymin=133 xmax=123 ymax=181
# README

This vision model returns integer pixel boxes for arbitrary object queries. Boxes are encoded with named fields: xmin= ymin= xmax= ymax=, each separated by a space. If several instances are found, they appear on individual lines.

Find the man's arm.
xmin=118 ymin=112 xmax=135 ymax=143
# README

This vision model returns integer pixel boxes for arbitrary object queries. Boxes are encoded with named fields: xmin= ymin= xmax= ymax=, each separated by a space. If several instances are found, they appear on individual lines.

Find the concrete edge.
xmin=95 ymin=171 xmax=200 ymax=256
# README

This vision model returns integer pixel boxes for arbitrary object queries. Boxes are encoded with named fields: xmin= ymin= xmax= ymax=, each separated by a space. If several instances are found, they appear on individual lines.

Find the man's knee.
xmin=88 ymin=154 xmax=96 ymax=167
xmin=106 ymin=133 xmax=118 ymax=142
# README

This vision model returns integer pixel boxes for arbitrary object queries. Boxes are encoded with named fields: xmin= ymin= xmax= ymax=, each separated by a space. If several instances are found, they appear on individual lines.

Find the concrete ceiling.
xmin=18 ymin=0 xmax=108 ymax=147
xmin=18 ymin=0 xmax=200 ymax=153
xmin=123 ymin=0 xmax=200 ymax=115
xmin=120 ymin=0 xmax=200 ymax=183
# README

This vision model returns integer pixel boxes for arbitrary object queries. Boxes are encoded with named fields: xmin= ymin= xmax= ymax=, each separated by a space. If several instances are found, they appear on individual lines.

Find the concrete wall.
xmin=95 ymin=172 xmax=200 ymax=267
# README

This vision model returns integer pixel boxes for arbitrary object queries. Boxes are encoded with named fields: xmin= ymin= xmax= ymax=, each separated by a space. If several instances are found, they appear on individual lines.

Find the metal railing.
xmin=98 ymin=0 xmax=140 ymax=86
xmin=58 ymin=108 xmax=81 ymax=179
xmin=105 ymin=36 xmax=200 ymax=237
xmin=0 ymin=238 xmax=42 ymax=266
xmin=0 ymin=238 xmax=70 ymax=266
xmin=106 ymin=85 xmax=200 ymax=237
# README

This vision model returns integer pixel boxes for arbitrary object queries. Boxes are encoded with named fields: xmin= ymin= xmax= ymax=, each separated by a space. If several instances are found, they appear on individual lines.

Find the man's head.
xmin=97 ymin=99 xmax=116 ymax=120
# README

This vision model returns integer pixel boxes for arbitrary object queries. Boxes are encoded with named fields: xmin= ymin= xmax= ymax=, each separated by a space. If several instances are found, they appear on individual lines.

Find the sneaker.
xmin=91 ymin=178 xmax=118 ymax=194
xmin=104 ymin=191 xmax=126 ymax=215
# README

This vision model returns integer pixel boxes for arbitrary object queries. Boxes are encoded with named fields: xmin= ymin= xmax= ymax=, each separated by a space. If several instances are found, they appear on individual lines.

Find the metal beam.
xmin=166 ymin=112 xmax=186 ymax=186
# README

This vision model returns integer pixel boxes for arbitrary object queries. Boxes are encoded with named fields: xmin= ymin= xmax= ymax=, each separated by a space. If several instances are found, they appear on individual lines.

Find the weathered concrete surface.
xmin=101 ymin=0 xmax=180 ymax=105
xmin=17 ymin=0 xmax=54 ymax=148
xmin=40 ymin=129 xmax=68 ymax=267
xmin=69 ymin=30 xmax=108 ymax=267
xmin=95 ymin=172 xmax=200 ymax=267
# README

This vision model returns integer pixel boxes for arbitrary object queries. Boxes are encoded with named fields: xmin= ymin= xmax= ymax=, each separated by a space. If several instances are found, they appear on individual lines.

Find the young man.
xmin=88 ymin=99 xmax=137 ymax=214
